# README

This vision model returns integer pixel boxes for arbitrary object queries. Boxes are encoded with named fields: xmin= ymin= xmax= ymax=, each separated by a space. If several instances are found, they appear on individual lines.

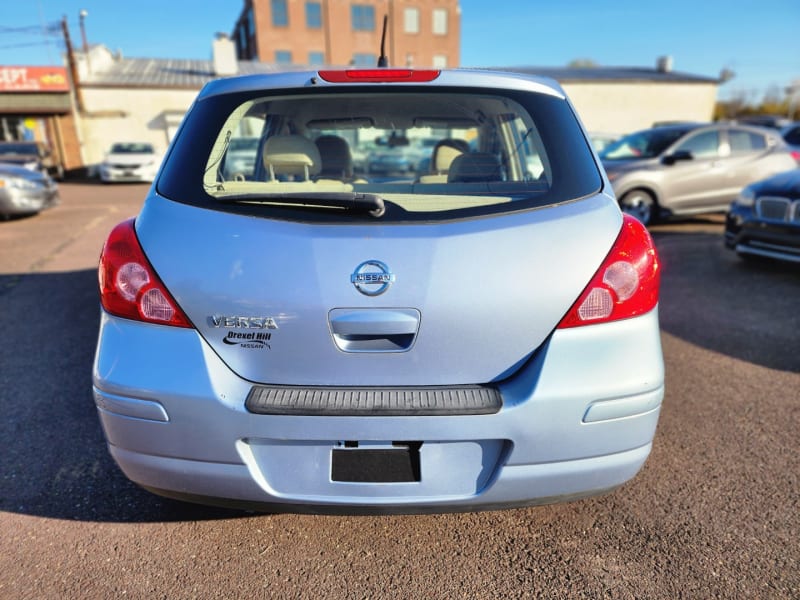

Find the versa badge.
xmin=210 ymin=315 xmax=278 ymax=329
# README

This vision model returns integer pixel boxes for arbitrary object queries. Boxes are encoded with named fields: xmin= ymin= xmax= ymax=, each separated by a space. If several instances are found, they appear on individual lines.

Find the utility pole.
xmin=79 ymin=9 xmax=91 ymax=73
xmin=61 ymin=15 xmax=85 ymax=113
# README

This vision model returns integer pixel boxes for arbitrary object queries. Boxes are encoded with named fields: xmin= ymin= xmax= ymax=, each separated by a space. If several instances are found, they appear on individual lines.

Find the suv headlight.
xmin=736 ymin=186 xmax=755 ymax=207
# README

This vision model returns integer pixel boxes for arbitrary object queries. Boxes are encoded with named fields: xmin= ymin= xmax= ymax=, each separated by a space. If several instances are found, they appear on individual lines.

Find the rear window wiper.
xmin=217 ymin=192 xmax=386 ymax=218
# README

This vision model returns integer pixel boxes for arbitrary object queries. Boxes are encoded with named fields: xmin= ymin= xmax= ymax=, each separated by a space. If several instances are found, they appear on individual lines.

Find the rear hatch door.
xmin=137 ymin=193 xmax=620 ymax=386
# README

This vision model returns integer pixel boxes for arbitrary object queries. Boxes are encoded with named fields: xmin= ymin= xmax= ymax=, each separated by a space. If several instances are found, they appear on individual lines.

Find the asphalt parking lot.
xmin=0 ymin=182 xmax=798 ymax=599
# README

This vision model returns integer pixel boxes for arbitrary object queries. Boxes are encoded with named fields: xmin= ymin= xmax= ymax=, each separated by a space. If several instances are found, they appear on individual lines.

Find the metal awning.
xmin=0 ymin=93 xmax=72 ymax=114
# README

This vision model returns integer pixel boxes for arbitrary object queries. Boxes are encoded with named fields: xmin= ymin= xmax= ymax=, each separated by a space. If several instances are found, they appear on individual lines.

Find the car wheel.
xmin=620 ymin=190 xmax=656 ymax=225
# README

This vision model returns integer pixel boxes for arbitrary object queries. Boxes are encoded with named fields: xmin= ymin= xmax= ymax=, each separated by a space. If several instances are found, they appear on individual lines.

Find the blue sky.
xmin=1 ymin=0 xmax=798 ymax=101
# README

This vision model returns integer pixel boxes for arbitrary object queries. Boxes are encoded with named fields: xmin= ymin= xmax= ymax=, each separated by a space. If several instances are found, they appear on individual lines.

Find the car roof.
xmin=637 ymin=123 xmax=705 ymax=136
xmin=735 ymin=115 xmax=792 ymax=129
xmin=647 ymin=121 xmax=785 ymax=136
xmin=196 ymin=68 xmax=567 ymax=101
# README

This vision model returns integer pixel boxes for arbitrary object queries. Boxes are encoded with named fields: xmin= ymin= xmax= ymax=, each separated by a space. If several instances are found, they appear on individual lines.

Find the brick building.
xmin=233 ymin=0 xmax=460 ymax=68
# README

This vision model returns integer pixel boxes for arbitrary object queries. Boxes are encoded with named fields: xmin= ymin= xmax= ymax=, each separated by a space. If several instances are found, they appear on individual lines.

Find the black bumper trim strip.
xmin=245 ymin=385 xmax=502 ymax=416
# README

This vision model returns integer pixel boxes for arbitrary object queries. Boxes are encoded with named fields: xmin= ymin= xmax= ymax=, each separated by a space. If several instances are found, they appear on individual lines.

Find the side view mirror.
xmin=662 ymin=150 xmax=693 ymax=165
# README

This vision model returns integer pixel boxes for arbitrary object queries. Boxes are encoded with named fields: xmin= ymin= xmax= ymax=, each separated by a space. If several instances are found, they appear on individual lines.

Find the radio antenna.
xmin=377 ymin=15 xmax=389 ymax=67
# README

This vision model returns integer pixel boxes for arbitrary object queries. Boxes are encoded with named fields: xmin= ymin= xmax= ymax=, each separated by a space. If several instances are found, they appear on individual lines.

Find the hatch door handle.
xmin=329 ymin=308 xmax=420 ymax=352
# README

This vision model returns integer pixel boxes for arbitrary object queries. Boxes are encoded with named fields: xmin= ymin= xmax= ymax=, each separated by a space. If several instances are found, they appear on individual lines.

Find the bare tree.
xmin=567 ymin=59 xmax=598 ymax=68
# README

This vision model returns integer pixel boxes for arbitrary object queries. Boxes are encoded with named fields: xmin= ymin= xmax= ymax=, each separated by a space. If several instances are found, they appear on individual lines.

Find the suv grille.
xmin=756 ymin=196 xmax=792 ymax=221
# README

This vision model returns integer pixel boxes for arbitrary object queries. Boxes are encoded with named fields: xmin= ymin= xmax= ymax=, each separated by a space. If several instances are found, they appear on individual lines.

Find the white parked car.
xmin=99 ymin=142 xmax=160 ymax=183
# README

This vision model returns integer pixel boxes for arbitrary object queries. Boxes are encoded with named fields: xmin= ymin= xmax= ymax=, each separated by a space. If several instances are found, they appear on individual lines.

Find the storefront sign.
xmin=0 ymin=66 xmax=70 ymax=92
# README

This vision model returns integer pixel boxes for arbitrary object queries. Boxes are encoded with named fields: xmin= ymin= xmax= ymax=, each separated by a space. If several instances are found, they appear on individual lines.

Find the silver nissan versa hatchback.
xmin=93 ymin=67 xmax=664 ymax=513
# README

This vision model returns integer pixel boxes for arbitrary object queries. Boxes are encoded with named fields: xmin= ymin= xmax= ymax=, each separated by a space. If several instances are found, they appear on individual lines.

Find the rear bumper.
xmin=93 ymin=309 xmax=664 ymax=512
xmin=111 ymin=443 xmax=651 ymax=514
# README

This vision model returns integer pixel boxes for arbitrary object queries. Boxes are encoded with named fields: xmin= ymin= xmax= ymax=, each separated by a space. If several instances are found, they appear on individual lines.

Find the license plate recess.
xmin=331 ymin=442 xmax=421 ymax=483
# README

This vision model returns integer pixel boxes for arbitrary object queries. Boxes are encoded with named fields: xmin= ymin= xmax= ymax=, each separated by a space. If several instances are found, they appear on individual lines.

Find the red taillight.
xmin=317 ymin=69 xmax=440 ymax=83
xmin=557 ymin=215 xmax=660 ymax=328
xmin=790 ymin=150 xmax=800 ymax=164
xmin=98 ymin=219 xmax=192 ymax=328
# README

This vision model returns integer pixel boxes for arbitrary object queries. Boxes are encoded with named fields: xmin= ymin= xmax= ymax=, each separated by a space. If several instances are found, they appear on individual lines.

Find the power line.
xmin=0 ymin=25 xmax=42 ymax=34
xmin=0 ymin=41 xmax=63 ymax=50
xmin=0 ymin=20 xmax=64 ymax=64
xmin=0 ymin=22 xmax=62 ymax=35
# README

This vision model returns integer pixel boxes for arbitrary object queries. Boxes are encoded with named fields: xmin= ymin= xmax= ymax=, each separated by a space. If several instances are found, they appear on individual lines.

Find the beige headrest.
xmin=262 ymin=135 xmax=321 ymax=178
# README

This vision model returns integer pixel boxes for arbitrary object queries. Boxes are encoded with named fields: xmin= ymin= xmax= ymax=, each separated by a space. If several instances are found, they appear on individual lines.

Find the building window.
xmin=247 ymin=7 xmax=255 ymax=36
xmin=404 ymin=8 xmax=419 ymax=33
xmin=351 ymin=4 xmax=375 ymax=31
xmin=272 ymin=0 xmax=289 ymax=27
xmin=352 ymin=53 xmax=377 ymax=67
xmin=275 ymin=50 xmax=292 ymax=64
xmin=432 ymin=54 xmax=447 ymax=68
xmin=306 ymin=2 xmax=322 ymax=28
xmin=236 ymin=26 xmax=245 ymax=56
xmin=432 ymin=8 xmax=448 ymax=35
xmin=236 ymin=7 xmax=257 ymax=60
xmin=308 ymin=51 xmax=325 ymax=65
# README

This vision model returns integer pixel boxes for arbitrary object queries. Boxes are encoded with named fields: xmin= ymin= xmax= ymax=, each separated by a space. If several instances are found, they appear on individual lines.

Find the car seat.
xmin=447 ymin=152 xmax=503 ymax=183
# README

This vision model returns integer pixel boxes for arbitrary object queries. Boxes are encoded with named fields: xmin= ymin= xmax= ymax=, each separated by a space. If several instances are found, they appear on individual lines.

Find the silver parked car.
xmin=93 ymin=67 xmax=664 ymax=513
xmin=601 ymin=123 xmax=799 ymax=224
xmin=0 ymin=162 xmax=59 ymax=219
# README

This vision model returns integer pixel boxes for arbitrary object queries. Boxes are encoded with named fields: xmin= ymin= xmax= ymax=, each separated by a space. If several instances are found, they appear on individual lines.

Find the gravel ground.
xmin=0 ymin=186 xmax=797 ymax=599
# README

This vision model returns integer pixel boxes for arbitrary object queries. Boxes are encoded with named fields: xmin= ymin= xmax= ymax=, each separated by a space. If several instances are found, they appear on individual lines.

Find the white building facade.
xmin=73 ymin=44 xmax=720 ymax=170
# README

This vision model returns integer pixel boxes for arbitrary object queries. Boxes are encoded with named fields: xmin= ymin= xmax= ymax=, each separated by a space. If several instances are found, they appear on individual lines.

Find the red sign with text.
xmin=0 ymin=66 xmax=70 ymax=92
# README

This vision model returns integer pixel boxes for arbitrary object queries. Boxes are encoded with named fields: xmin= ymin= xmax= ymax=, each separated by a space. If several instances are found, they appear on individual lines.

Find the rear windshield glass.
xmin=158 ymin=85 xmax=602 ymax=221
